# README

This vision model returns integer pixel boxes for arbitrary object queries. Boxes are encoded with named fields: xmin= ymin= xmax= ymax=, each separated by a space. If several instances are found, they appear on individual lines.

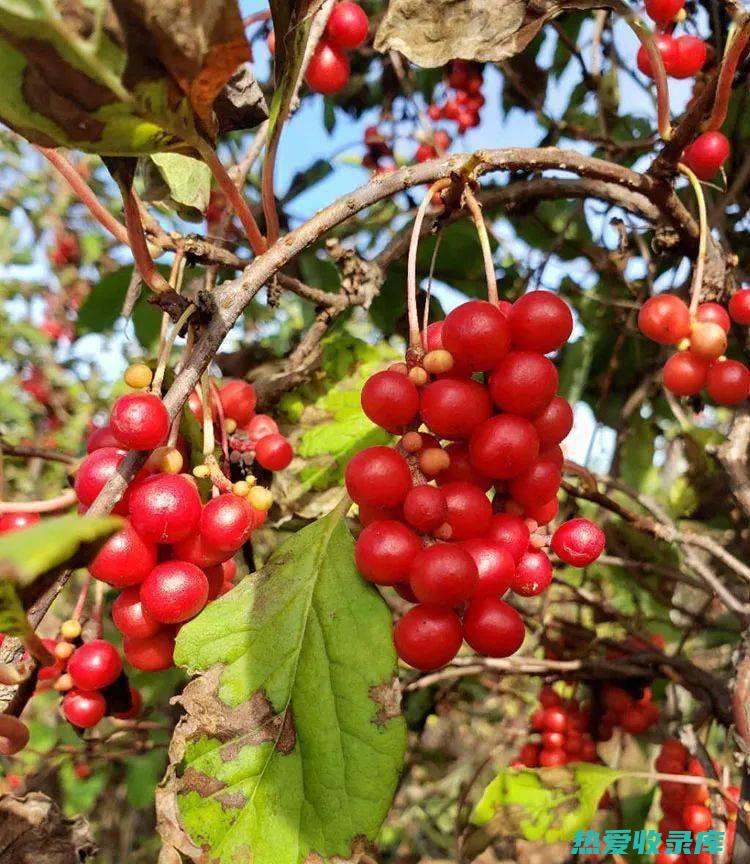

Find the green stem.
xmin=678 ymin=163 xmax=708 ymax=316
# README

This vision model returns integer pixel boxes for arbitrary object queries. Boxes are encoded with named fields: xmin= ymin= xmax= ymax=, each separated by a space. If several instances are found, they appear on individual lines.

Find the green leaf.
xmin=141 ymin=154 xmax=212 ymax=221
xmin=76 ymin=267 xmax=134 ymax=334
xmin=471 ymin=763 xmax=622 ymax=842
xmin=126 ymin=750 xmax=167 ymax=809
xmin=0 ymin=580 xmax=31 ymax=638
xmin=160 ymin=504 xmax=407 ymax=864
xmin=59 ymin=760 xmax=109 ymax=816
xmin=281 ymin=158 xmax=334 ymax=204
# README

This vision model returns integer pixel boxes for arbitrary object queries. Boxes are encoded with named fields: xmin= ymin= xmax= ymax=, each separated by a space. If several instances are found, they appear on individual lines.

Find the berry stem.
xmin=705 ymin=16 xmax=750 ymax=133
xmin=261 ymin=136 xmax=281 ymax=246
xmin=407 ymin=178 xmax=452 ymax=348
xmin=422 ymin=232 xmax=444 ymax=343
xmin=626 ymin=15 xmax=672 ymax=141
xmin=678 ymin=162 xmax=708 ymax=316
xmin=463 ymin=186 xmax=498 ymax=305
xmin=121 ymin=185 xmax=171 ymax=293
xmin=200 ymin=371 xmax=215 ymax=458
xmin=92 ymin=580 xmax=105 ymax=638
xmin=71 ymin=573 xmax=93 ymax=622
xmin=35 ymin=147 xmax=131 ymax=247
xmin=151 ymin=303 xmax=197 ymax=396
xmin=0 ymin=489 xmax=76 ymax=513
xmin=209 ymin=382 xmax=230 ymax=464
xmin=196 ymin=140 xmax=267 ymax=255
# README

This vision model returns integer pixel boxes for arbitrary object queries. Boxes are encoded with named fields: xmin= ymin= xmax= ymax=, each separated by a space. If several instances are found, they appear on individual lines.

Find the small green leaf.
xmin=160 ymin=504 xmax=407 ymax=864
xmin=471 ymin=763 xmax=622 ymax=842
xmin=0 ymin=579 xmax=31 ymax=637
xmin=141 ymin=154 xmax=212 ymax=221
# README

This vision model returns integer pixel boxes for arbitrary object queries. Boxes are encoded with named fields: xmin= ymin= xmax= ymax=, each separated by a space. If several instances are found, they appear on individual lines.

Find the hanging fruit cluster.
xmin=598 ymin=683 xmax=660 ymax=737
xmin=346 ymin=292 xmax=606 ymax=671
xmin=305 ymin=1 xmax=369 ymax=95
xmin=427 ymin=60 xmax=486 ymax=134
xmin=638 ymin=294 xmax=750 ymax=404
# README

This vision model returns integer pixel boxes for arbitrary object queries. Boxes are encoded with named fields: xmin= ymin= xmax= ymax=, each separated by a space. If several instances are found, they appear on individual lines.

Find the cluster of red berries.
xmin=48 ymin=228 xmax=80 ymax=269
xmin=514 ymin=686 xmax=599 ymax=769
xmin=345 ymin=293 xmax=606 ymax=671
xmin=304 ymin=2 xmax=369 ymax=95
xmin=598 ymin=683 xmax=659 ymax=738
xmin=654 ymin=739 xmax=738 ymax=864
xmin=361 ymin=126 xmax=396 ymax=174
xmin=638 ymin=293 xmax=750 ymax=404
xmin=427 ymin=61 xmax=485 ymax=134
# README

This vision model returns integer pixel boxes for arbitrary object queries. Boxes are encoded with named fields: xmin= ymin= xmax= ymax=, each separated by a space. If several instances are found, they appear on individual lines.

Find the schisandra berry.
xmin=462 ymin=596 xmax=525 ymax=657
xmin=345 ymin=446 xmax=412 ymax=508
xmin=469 ymin=414 xmax=540 ymax=480
xmin=409 ymin=544 xmax=478 ymax=606
xmin=696 ymin=302 xmax=731 ymax=333
xmin=255 ymin=434 xmax=294 ymax=471
xmin=62 ymin=689 xmax=107 ymax=729
xmin=511 ymin=550 xmax=553 ymax=597
xmin=200 ymin=494 xmax=254 ymax=553
xmin=508 ymin=291 xmax=573 ymax=354
xmin=123 ymin=630 xmax=175 ymax=671
xmin=439 ymin=442 xmax=492 ymax=490
xmin=325 ymin=1 xmax=369 ymax=49
xmin=219 ymin=379 xmax=257 ymax=425
xmin=526 ymin=497 xmax=559 ymax=526
xmin=682 ymin=132 xmax=730 ymax=181
xmin=729 ymin=289 xmax=750 ymax=325
xmin=114 ymin=685 xmax=143 ymax=720
xmin=128 ymin=474 xmax=202 ymax=544
xmin=89 ymin=521 xmax=157 ymax=587
xmin=68 ymin=640 xmax=122 ymax=691
xmin=306 ymin=40 xmax=350 ymax=94
xmin=636 ymin=33 xmax=678 ymax=78
xmin=86 ymin=424 xmax=121 ymax=453
xmin=670 ymin=35 xmax=707 ymax=79
xmin=0 ymin=512 xmax=40 ymax=533
xmin=361 ymin=370 xmax=419 ymax=430
xmin=532 ymin=396 xmax=574 ymax=446
xmin=393 ymin=605 xmax=463 ymax=670
xmin=112 ymin=588 xmax=162 ymax=639
xmin=706 ymin=359 xmax=750 ymax=405
xmin=355 ymin=520 xmax=421 ymax=585
xmin=403 ymin=485 xmax=447 ymax=533
xmin=109 ymin=392 xmax=169 ymax=450
xmin=551 ymin=518 xmax=605 ymax=567
xmin=75 ymin=448 xmax=132 ymax=515
xmin=440 ymin=300 xmax=510 ymax=372
xmin=420 ymin=378 xmax=492 ymax=440
xmin=682 ymin=804 xmax=712 ymax=833
xmin=638 ymin=294 xmax=691 ymax=345
xmin=173 ymin=532 xmax=233 ymax=568
xmin=508 ymin=460 xmax=561 ymax=510
xmin=460 ymin=538 xmax=515 ymax=597
xmin=489 ymin=351 xmax=558 ymax=417
xmin=663 ymin=351 xmax=708 ymax=396
xmin=140 ymin=560 xmax=209 ymax=623
xmin=245 ymin=414 xmax=279 ymax=442
xmin=645 ymin=0 xmax=684 ymax=24
xmin=690 ymin=321 xmax=727 ymax=360
xmin=485 ymin=513 xmax=531 ymax=563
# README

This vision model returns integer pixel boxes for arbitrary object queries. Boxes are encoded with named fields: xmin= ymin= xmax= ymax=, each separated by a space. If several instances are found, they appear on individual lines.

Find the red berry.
xmin=469 ymin=414 xmax=539 ymax=480
xmin=361 ymin=371 xmax=419 ymax=430
xmin=68 ymin=640 xmax=122 ymax=691
xmin=509 ymin=460 xmax=561 ymax=510
xmin=218 ymin=379 xmax=256 ymax=425
xmin=110 ymin=393 xmax=169 ymax=450
xmin=689 ymin=321 xmax=727 ymax=361
xmin=75 ymin=448 xmax=132 ymax=516
xmin=462 ymin=596 xmax=525 ymax=657
xmin=683 ymin=803 xmax=712 ymax=833
xmin=489 ymin=351 xmax=558 ymax=417
xmin=671 ymin=35 xmax=707 ymax=79
xmin=637 ymin=33 xmax=678 ymax=77
xmin=128 ymin=474 xmax=202 ymax=544
xmin=542 ymin=731 xmax=565 ymax=749
xmin=706 ymin=359 xmax=750 ymax=405
xmin=306 ymin=40 xmax=350 ymax=94
xmin=140 ymin=560 xmax=209 ymax=623
xmin=325 ymin=1 xmax=368 ymax=49
xmin=415 ymin=143 xmax=437 ymax=162
xmin=355 ymin=520 xmax=422 ymax=585
xmin=460 ymin=539 xmax=515 ymax=597
xmin=682 ymin=131 xmax=730 ymax=181
xmin=696 ymin=302 xmax=731 ymax=333
xmin=403 ymin=485 xmax=447 ymax=533
xmin=0 ymin=512 xmax=40 ymax=534
xmin=510 ymin=549 xmax=553 ymax=597
xmin=539 ymin=747 xmax=567 ymax=767
xmin=112 ymin=588 xmax=162 ymax=639
xmin=114 ymin=685 xmax=143 ymax=720
xmin=441 ymin=300 xmax=511 ymax=372
xmin=519 ymin=742 xmax=540 ymax=767
xmin=542 ymin=706 xmax=568 ymax=732
xmin=729 ymin=289 xmax=750 ymax=325
xmin=358 ymin=502 xmax=403 ymax=526
xmin=37 ymin=638 xmax=66 ymax=681
xmin=420 ymin=378 xmax=493 ymax=440
xmin=203 ymin=564 xmax=225 ymax=601
xmin=123 ymin=630 xmax=175 ymax=671
xmin=645 ymin=0 xmax=684 ymax=24
xmin=393 ymin=605 xmax=463 ymax=670
xmin=62 ymin=689 xmax=106 ymax=729
xmin=509 ymin=292 xmax=573 ymax=354
xmin=200 ymin=494 xmax=254 ymax=553
xmin=89 ymin=521 xmax=157 ymax=587
xmin=86 ymin=425 xmax=120 ymax=453
xmin=433 ymin=443 xmax=489 ymax=491
xmin=172 ymin=532 xmax=233 ymax=568
xmin=485 ymin=513 xmax=531 ymax=562
xmin=533 ymin=396 xmax=574 ymax=446
xmin=243 ymin=414 xmax=278 ymax=442
xmin=638 ymin=294 xmax=691 ymax=345
xmin=551 ymin=518 xmax=605 ymax=567
xmin=345 ymin=446 xmax=412 ymax=508
xmin=440 ymin=481 xmax=492 ymax=540
xmin=255 ymin=434 xmax=293 ymax=471
xmin=409 ymin=544 xmax=478 ymax=606
xmin=433 ymin=130 xmax=451 ymax=151
xmin=663 ymin=351 xmax=709 ymax=396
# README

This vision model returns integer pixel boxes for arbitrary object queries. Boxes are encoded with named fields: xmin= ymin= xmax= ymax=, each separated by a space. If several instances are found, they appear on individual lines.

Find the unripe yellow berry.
xmin=248 ymin=486 xmax=273 ymax=512
xmin=54 ymin=673 xmax=74 ymax=692
xmin=423 ymin=349 xmax=454 ymax=375
xmin=124 ymin=363 xmax=153 ymax=390
xmin=225 ymin=418 xmax=238 ymax=434
xmin=193 ymin=464 xmax=211 ymax=479
xmin=54 ymin=642 xmax=75 ymax=660
xmin=60 ymin=619 xmax=81 ymax=640
xmin=232 ymin=480 xmax=250 ymax=497
xmin=408 ymin=367 xmax=429 ymax=386
xmin=401 ymin=431 xmax=423 ymax=453
xmin=147 ymin=446 xmax=183 ymax=475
